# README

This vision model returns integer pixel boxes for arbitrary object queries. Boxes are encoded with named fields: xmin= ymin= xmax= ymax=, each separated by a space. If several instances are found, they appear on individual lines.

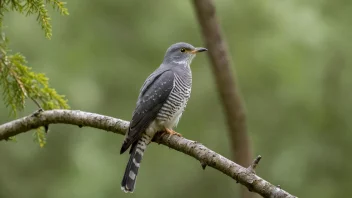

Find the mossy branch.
xmin=0 ymin=0 xmax=70 ymax=115
xmin=0 ymin=38 xmax=69 ymax=116
xmin=0 ymin=0 xmax=69 ymax=145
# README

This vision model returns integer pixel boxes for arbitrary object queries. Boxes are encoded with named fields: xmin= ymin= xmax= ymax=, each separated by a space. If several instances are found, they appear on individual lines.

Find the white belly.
xmin=145 ymin=108 xmax=183 ymax=137
xmin=162 ymin=99 xmax=187 ymax=129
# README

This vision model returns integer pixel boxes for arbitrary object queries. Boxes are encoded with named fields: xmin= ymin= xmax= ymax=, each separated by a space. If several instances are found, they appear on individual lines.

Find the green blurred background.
xmin=1 ymin=0 xmax=352 ymax=197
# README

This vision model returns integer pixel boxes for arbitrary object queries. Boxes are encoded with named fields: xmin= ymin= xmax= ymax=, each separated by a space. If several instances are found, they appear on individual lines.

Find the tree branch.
xmin=192 ymin=1 xmax=253 ymax=197
xmin=0 ymin=110 xmax=296 ymax=198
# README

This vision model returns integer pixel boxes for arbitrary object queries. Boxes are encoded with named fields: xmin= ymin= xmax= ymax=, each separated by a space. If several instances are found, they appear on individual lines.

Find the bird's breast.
xmin=156 ymin=73 xmax=192 ymax=128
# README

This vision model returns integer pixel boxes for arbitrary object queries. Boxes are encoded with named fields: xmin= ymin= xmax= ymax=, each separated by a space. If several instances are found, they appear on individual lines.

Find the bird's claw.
xmin=162 ymin=128 xmax=182 ymax=141
xmin=164 ymin=128 xmax=182 ymax=137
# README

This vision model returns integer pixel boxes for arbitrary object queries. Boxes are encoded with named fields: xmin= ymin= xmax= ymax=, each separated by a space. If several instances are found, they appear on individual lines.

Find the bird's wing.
xmin=120 ymin=70 xmax=174 ymax=154
xmin=137 ymin=69 xmax=167 ymax=103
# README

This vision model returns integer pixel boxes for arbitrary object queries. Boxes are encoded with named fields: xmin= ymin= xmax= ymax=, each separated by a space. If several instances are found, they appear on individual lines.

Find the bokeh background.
xmin=1 ymin=0 xmax=352 ymax=197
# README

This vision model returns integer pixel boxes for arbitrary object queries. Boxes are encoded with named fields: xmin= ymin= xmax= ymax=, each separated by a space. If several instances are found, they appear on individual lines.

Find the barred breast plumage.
xmin=157 ymin=66 xmax=192 ymax=128
xmin=120 ymin=42 xmax=207 ymax=193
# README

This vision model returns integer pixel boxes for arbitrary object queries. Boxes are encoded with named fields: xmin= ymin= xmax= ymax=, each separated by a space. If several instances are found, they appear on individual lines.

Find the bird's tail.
xmin=121 ymin=134 xmax=151 ymax=193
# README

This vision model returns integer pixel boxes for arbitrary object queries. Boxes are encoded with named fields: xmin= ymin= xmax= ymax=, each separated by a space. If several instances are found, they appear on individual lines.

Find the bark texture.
xmin=0 ymin=109 xmax=296 ymax=198
xmin=192 ymin=1 xmax=253 ymax=197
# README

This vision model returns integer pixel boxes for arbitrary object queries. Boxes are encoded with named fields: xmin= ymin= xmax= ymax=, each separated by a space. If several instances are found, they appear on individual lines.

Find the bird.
xmin=120 ymin=42 xmax=207 ymax=193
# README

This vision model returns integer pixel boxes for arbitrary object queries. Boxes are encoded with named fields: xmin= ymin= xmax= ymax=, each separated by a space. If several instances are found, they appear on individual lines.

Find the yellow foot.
xmin=164 ymin=128 xmax=182 ymax=137
xmin=159 ymin=128 xmax=182 ymax=142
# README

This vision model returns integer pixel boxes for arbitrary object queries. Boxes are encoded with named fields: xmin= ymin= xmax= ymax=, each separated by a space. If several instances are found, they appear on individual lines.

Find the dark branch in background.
xmin=192 ymin=0 xmax=253 ymax=197
xmin=0 ymin=110 xmax=296 ymax=198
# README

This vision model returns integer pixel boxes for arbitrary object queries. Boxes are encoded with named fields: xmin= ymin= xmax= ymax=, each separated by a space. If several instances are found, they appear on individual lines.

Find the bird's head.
xmin=163 ymin=42 xmax=207 ymax=65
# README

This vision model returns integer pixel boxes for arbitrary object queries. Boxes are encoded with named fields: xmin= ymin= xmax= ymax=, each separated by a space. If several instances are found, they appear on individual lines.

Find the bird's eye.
xmin=180 ymin=48 xmax=186 ymax=52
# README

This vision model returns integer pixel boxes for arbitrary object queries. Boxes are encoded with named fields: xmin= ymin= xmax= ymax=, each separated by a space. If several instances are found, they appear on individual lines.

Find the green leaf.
xmin=32 ymin=127 xmax=47 ymax=148
xmin=0 ymin=0 xmax=70 ymax=145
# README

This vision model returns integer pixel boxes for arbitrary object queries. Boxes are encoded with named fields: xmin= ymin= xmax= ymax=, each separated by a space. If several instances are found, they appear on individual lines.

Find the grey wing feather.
xmin=120 ymin=70 xmax=174 ymax=154
xmin=137 ymin=69 xmax=166 ymax=105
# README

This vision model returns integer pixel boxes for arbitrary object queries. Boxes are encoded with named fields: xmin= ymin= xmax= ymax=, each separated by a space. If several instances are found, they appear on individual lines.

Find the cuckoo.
xmin=120 ymin=42 xmax=207 ymax=193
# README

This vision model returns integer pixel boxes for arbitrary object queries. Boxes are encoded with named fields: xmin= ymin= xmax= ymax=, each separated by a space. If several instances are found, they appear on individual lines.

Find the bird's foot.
xmin=164 ymin=128 xmax=182 ymax=137
xmin=157 ymin=128 xmax=182 ymax=142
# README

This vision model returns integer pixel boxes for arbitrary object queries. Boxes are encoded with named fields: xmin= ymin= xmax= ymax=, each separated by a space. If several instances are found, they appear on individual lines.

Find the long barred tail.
xmin=121 ymin=134 xmax=150 ymax=193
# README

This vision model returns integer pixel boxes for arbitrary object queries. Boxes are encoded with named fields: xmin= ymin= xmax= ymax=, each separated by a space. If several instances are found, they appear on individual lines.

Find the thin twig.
xmin=247 ymin=155 xmax=262 ymax=174
xmin=30 ymin=97 xmax=42 ymax=109
xmin=30 ymin=97 xmax=49 ymax=133
xmin=9 ymin=67 xmax=27 ymax=105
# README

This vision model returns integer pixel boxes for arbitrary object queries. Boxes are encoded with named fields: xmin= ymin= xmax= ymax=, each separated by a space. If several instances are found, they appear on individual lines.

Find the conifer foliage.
xmin=0 ymin=0 xmax=69 ymax=146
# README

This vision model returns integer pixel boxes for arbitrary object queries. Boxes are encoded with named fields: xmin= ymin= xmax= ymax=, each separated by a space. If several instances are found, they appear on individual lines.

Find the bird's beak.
xmin=191 ymin=47 xmax=208 ymax=54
